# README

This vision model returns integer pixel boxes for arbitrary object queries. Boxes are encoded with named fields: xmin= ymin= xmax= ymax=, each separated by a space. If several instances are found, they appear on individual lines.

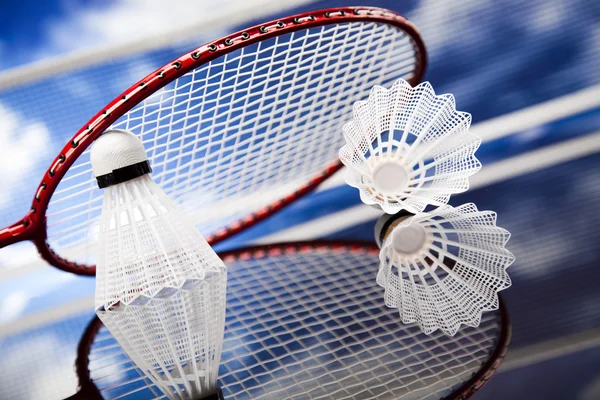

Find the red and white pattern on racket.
xmin=0 ymin=7 xmax=427 ymax=276
xmin=68 ymin=241 xmax=509 ymax=400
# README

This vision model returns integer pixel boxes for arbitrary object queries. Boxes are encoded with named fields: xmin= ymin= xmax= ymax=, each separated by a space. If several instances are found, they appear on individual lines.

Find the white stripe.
xmin=0 ymin=296 xmax=94 ymax=336
xmin=319 ymin=84 xmax=600 ymax=192
xmin=1 ymin=131 xmax=599 ymax=282
xmin=253 ymin=205 xmax=382 ymax=244
xmin=4 ymin=296 xmax=600 ymax=379
xmin=470 ymin=131 xmax=600 ymax=188
xmin=256 ymin=132 xmax=600 ymax=244
xmin=0 ymin=0 xmax=312 ymax=90
xmin=501 ymin=327 xmax=600 ymax=371
xmin=0 ymin=80 xmax=598 ymax=279
xmin=470 ymin=84 xmax=600 ymax=142
xmin=6 ymin=133 xmax=596 ymax=334
xmin=3 ymin=133 xmax=600 ymax=333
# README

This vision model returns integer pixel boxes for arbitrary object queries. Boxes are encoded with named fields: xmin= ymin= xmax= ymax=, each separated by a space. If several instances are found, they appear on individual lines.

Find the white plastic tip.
xmin=90 ymin=129 xmax=148 ymax=177
xmin=372 ymin=160 xmax=408 ymax=194
xmin=391 ymin=223 xmax=427 ymax=255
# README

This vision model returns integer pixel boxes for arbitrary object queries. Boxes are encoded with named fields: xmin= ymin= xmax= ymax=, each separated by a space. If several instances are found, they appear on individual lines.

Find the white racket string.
xmin=44 ymin=21 xmax=420 ymax=268
xmin=85 ymin=245 xmax=504 ymax=400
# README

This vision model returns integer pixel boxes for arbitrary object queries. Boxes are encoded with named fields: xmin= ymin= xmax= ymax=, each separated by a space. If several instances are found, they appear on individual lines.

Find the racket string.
xmin=87 ymin=248 xmax=503 ymax=399
xmin=46 ymin=21 xmax=421 ymax=268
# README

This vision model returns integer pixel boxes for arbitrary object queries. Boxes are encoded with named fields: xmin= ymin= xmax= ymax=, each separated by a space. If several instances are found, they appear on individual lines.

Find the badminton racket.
xmin=67 ymin=240 xmax=510 ymax=399
xmin=0 ymin=7 xmax=427 ymax=275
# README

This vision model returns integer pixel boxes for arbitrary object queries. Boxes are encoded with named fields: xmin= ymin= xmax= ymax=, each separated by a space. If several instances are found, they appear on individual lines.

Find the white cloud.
xmin=0 ymin=103 xmax=51 ymax=209
xmin=34 ymin=0 xmax=244 ymax=60
xmin=60 ymin=74 xmax=95 ymax=99
xmin=113 ymin=58 xmax=159 ymax=94
xmin=0 ymin=241 xmax=40 ymax=269
xmin=408 ymin=0 xmax=494 ymax=55
xmin=0 ymin=291 xmax=29 ymax=324
xmin=0 ymin=333 xmax=78 ymax=400
xmin=529 ymin=0 xmax=567 ymax=33
xmin=0 ymin=264 xmax=77 ymax=323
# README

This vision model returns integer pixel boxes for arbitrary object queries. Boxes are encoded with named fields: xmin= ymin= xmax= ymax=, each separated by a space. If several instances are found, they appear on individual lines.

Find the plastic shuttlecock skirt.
xmin=339 ymin=79 xmax=481 ymax=214
xmin=377 ymin=203 xmax=514 ymax=335
xmin=95 ymin=175 xmax=227 ymax=310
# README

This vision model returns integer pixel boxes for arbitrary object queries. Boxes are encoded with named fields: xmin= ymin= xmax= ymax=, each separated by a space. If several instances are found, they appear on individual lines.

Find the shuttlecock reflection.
xmin=375 ymin=204 xmax=514 ymax=336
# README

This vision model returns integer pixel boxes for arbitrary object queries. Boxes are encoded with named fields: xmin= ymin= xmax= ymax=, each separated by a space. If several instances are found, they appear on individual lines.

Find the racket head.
xmin=0 ymin=6 xmax=427 ymax=275
xmin=69 ymin=240 xmax=510 ymax=400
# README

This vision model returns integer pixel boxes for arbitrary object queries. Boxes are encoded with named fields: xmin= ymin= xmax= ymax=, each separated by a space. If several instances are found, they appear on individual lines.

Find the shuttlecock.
xmin=339 ymin=79 xmax=481 ymax=215
xmin=374 ymin=203 xmax=514 ymax=336
xmin=92 ymin=129 xmax=227 ymax=399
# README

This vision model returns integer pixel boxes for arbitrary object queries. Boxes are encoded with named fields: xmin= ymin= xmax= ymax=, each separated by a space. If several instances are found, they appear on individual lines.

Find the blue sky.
xmin=1 ymin=1 xmax=600 ymax=399
xmin=1 ymin=0 xmax=600 ymax=323
xmin=0 ymin=0 xmax=246 ymax=71
xmin=0 ymin=0 xmax=108 ymax=70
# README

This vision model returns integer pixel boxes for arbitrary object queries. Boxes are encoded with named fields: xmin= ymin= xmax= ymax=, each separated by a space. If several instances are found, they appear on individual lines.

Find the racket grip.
xmin=0 ymin=219 xmax=30 ymax=248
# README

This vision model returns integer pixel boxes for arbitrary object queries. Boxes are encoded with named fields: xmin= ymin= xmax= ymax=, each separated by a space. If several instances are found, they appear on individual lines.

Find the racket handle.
xmin=0 ymin=219 xmax=30 ymax=248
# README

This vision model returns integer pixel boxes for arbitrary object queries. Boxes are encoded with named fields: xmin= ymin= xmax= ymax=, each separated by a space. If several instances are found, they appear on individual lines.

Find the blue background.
xmin=1 ymin=0 xmax=599 ymax=399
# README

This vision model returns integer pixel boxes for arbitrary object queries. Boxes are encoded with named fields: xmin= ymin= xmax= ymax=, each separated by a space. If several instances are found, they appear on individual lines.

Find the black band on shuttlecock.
xmin=198 ymin=388 xmax=224 ymax=400
xmin=96 ymin=160 xmax=152 ymax=188
xmin=374 ymin=210 xmax=415 ymax=248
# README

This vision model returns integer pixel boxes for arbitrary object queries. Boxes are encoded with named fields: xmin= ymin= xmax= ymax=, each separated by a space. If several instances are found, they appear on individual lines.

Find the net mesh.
xmin=87 ymin=244 xmax=503 ymax=400
xmin=44 ymin=21 xmax=420 ymax=269
xmin=339 ymin=79 xmax=481 ymax=215
xmin=378 ymin=203 xmax=514 ymax=336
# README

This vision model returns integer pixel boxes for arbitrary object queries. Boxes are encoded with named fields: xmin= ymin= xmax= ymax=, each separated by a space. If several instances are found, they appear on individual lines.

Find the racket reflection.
xmin=72 ymin=241 xmax=509 ymax=400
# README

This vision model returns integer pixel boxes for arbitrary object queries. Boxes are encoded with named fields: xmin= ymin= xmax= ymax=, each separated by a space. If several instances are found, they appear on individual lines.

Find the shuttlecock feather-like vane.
xmin=91 ymin=129 xmax=227 ymax=399
xmin=339 ymin=79 xmax=481 ymax=215
xmin=374 ymin=203 xmax=514 ymax=336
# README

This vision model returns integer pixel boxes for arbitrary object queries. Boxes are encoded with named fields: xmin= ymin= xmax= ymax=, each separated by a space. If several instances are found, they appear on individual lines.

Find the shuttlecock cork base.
xmin=374 ymin=204 xmax=514 ymax=336
xmin=91 ymin=129 xmax=227 ymax=399
xmin=91 ymin=129 xmax=153 ymax=188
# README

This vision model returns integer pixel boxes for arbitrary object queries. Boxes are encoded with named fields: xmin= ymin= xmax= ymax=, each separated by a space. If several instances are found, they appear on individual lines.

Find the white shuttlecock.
xmin=375 ymin=203 xmax=514 ymax=336
xmin=92 ymin=129 xmax=227 ymax=399
xmin=339 ymin=79 xmax=481 ymax=214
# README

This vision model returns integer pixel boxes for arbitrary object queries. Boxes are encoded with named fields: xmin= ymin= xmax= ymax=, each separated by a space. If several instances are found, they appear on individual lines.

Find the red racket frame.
xmin=0 ymin=6 xmax=427 ymax=275
xmin=68 ymin=241 xmax=510 ymax=400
